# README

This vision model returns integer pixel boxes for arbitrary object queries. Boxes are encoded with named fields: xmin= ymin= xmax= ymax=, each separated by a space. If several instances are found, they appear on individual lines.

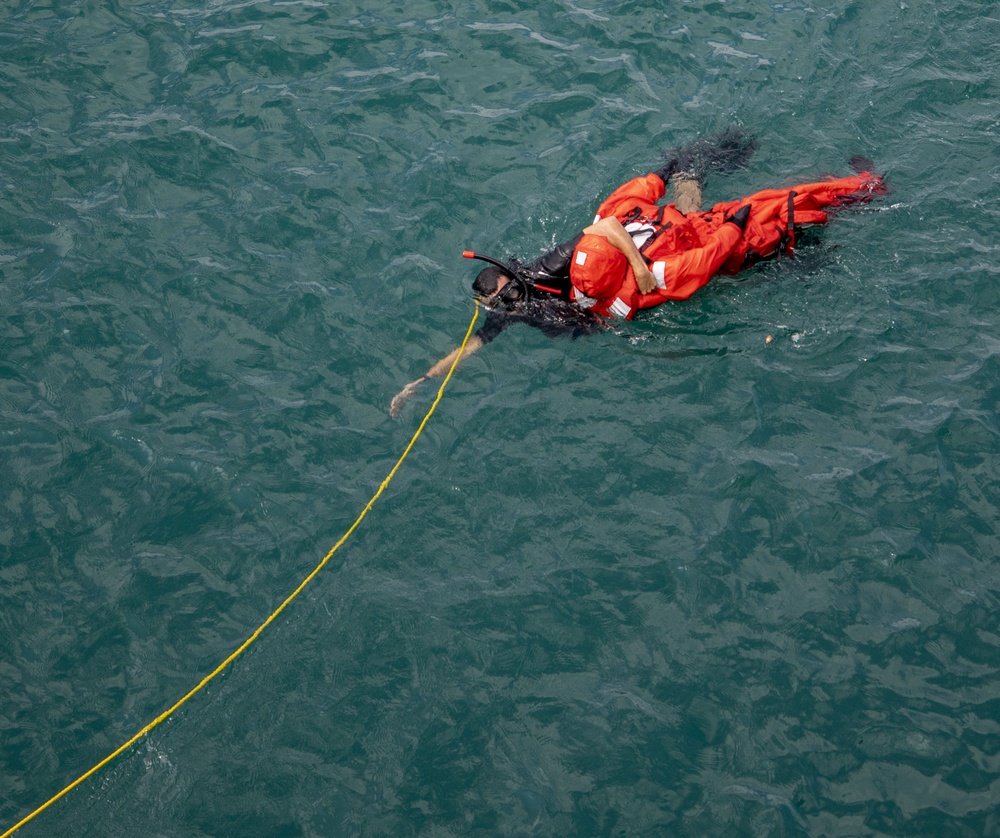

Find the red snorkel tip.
xmin=462 ymin=250 xmax=475 ymax=259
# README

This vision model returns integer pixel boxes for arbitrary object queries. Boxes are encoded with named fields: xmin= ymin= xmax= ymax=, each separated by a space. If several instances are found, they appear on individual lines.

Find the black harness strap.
xmin=786 ymin=191 xmax=796 ymax=254
xmin=638 ymin=221 xmax=673 ymax=259
xmin=777 ymin=191 xmax=797 ymax=259
xmin=618 ymin=205 xmax=672 ymax=263
xmin=621 ymin=206 xmax=643 ymax=225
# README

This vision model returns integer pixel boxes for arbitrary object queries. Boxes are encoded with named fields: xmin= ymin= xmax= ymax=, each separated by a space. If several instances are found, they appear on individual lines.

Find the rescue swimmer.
xmin=390 ymin=131 xmax=886 ymax=418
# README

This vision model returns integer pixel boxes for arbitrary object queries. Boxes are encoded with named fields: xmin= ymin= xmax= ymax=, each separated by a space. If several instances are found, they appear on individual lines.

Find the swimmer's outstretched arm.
xmin=389 ymin=335 xmax=486 ymax=418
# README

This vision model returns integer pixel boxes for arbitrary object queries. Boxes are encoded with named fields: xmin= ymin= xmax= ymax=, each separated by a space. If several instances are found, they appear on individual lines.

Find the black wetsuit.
xmin=476 ymin=297 xmax=604 ymax=345
xmin=474 ymin=232 xmax=604 ymax=345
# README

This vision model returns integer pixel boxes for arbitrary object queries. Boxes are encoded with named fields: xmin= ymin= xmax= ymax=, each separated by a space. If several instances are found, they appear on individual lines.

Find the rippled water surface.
xmin=3 ymin=1 xmax=1000 ymax=836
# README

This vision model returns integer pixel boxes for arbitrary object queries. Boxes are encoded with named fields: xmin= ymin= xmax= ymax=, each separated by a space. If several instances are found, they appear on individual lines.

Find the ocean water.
xmin=2 ymin=1 xmax=1000 ymax=835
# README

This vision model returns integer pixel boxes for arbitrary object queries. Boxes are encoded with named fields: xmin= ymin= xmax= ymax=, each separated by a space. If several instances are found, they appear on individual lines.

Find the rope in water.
xmin=1 ymin=301 xmax=481 ymax=838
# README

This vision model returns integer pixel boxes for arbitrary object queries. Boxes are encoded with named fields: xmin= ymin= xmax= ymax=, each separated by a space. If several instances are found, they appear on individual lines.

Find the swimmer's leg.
xmin=664 ymin=126 xmax=758 ymax=213
xmin=672 ymin=172 xmax=703 ymax=215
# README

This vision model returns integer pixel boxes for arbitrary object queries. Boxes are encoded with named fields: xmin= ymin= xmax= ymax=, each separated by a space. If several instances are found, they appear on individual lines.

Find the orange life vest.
xmin=569 ymin=171 xmax=886 ymax=319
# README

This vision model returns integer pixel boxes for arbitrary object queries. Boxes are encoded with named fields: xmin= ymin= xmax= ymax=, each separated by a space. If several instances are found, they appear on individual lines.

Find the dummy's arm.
xmin=390 ymin=336 xmax=486 ymax=418
xmin=582 ymin=216 xmax=658 ymax=294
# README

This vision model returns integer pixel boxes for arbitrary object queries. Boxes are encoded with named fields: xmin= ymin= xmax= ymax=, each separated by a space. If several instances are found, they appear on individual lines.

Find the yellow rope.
xmin=1 ymin=301 xmax=480 ymax=838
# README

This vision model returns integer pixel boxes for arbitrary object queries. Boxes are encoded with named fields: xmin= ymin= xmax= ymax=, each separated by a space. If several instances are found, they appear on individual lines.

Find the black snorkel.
xmin=463 ymin=250 xmax=515 ymax=273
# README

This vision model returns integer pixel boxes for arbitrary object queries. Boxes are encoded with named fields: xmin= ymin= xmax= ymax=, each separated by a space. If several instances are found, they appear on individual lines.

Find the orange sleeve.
xmin=594 ymin=174 xmax=667 ymax=221
xmin=641 ymin=222 xmax=742 ymax=304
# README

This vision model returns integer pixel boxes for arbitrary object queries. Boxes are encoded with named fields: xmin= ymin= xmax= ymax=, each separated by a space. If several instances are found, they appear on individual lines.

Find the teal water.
xmin=3 ymin=1 xmax=1000 ymax=835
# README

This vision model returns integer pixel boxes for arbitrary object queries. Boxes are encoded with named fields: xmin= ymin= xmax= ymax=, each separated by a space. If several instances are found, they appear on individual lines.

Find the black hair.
xmin=472 ymin=265 xmax=506 ymax=297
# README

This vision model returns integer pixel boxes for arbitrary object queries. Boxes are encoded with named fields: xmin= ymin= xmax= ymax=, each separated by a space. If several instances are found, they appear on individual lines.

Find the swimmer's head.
xmin=473 ymin=265 xmax=526 ymax=307
xmin=472 ymin=266 xmax=507 ymax=297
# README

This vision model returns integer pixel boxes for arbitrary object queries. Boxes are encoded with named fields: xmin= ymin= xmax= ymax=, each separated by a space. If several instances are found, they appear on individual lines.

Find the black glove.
xmin=652 ymin=158 xmax=679 ymax=185
xmin=725 ymin=205 xmax=751 ymax=232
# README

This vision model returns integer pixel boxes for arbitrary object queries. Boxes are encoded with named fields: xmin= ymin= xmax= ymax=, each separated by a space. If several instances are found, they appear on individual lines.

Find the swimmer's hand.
xmin=390 ymin=377 xmax=426 ymax=418
xmin=390 ymin=338 xmax=485 ymax=417
xmin=635 ymin=265 xmax=657 ymax=294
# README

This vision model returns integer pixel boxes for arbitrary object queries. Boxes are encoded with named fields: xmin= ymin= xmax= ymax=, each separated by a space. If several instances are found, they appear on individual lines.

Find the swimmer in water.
xmin=390 ymin=129 xmax=885 ymax=417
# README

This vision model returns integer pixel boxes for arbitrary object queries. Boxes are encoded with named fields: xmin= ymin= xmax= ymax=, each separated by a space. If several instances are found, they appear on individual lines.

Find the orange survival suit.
xmin=568 ymin=170 xmax=886 ymax=319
